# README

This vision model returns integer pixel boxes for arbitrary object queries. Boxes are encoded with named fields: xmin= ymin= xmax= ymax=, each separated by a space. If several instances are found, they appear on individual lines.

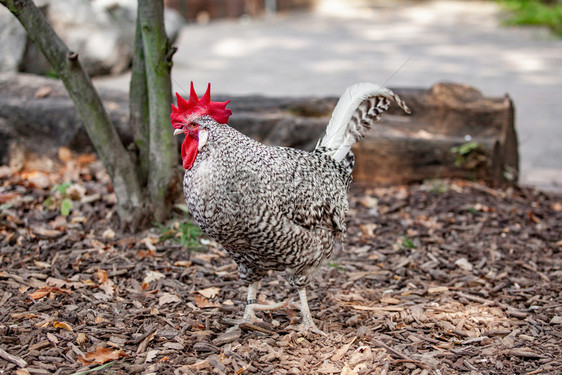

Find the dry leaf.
xmin=340 ymin=363 xmax=356 ymax=375
xmin=53 ymin=321 xmax=73 ymax=331
xmin=193 ymin=294 xmax=220 ymax=309
xmin=31 ymin=226 xmax=63 ymax=239
xmin=0 ymin=192 xmax=21 ymax=204
xmin=102 ymin=228 xmax=115 ymax=239
xmin=117 ymin=236 xmax=137 ymax=247
xmin=97 ymin=269 xmax=109 ymax=284
xmin=76 ymin=332 xmax=87 ymax=345
xmin=34 ymin=86 xmax=52 ymax=98
xmin=19 ymin=171 xmax=50 ymax=189
xmin=10 ymin=312 xmax=37 ymax=320
xmin=78 ymin=347 xmax=128 ymax=366
xmin=331 ymin=336 xmax=356 ymax=361
xmin=137 ymin=249 xmax=156 ymax=259
xmin=28 ymin=286 xmax=68 ymax=300
xmin=159 ymin=293 xmax=181 ymax=306
xmin=143 ymin=270 xmax=166 ymax=284
xmin=0 ymin=165 xmax=11 ymax=179
xmin=99 ymin=280 xmax=115 ymax=296
xmin=191 ymin=253 xmax=219 ymax=262
xmin=46 ymin=277 xmax=84 ymax=289
xmin=173 ymin=260 xmax=192 ymax=267
xmin=140 ymin=236 xmax=158 ymax=251
xmin=33 ymin=260 xmax=51 ymax=269
xmin=197 ymin=287 xmax=220 ymax=299
xmin=359 ymin=223 xmax=378 ymax=239
xmin=58 ymin=147 xmax=73 ymax=163
xmin=359 ymin=196 xmax=378 ymax=208
xmin=90 ymin=239 xmax=106 ymax=249
xmin=145 ymin=349 xmax=159 ymax=363
xmin=75 ymin=153 xmax=97 ymax=166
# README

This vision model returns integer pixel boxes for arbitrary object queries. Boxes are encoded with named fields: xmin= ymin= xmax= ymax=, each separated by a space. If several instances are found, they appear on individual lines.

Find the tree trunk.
xmin=138 ymin=0 xmax=178 ymax=222
xmin=1 ymin=0 xmax=145 ymax=230
xmin=129 ymin=7 xmax=150 ymax=187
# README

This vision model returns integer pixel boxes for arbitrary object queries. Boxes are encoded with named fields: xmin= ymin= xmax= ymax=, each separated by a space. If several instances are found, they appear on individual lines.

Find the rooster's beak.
xmin=173 ymin=129 xmax=184 ymax=136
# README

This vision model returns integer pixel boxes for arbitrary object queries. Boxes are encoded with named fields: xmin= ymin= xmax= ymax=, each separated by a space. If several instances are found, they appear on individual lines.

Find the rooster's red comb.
xmin=171 ymin=82 xmax=232 ymax=129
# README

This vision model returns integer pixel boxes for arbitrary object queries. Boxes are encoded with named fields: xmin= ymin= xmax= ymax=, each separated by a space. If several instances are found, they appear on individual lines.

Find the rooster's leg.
xmin=298 ymin=287 xmax=326 ymax=335
xmin=242 ymin=282 xmax=290 ymax=324
xmin=242 ymin=281 xmax=260 ymax=323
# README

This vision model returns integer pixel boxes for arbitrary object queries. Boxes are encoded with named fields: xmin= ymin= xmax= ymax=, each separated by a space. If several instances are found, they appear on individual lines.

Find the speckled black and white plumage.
xmin=178 ymin=82 xmax=410 ymax=332
xmin=184 ymin=117 xmax=352 ymax=288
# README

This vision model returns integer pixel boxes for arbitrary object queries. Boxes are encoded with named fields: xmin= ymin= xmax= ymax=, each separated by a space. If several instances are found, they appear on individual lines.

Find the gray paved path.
xmin=95 ymin=0 xmax=562 ymax=191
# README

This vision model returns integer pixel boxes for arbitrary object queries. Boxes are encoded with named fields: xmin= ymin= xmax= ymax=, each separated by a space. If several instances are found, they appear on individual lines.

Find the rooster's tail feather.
xmin=316 ymin=82 xmax=410 ymax=164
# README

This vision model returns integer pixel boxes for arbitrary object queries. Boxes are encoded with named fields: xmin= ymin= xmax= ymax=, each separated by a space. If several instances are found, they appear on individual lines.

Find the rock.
xmin=1 ymin=0 xmax=185 ymax=76
xmin=0 ymin=6 xmax=28 ymax=73
xmin=0 ymin=72 xmax=130 ymax=165
xmin=165 ymin=7 xmax=185 ymax=42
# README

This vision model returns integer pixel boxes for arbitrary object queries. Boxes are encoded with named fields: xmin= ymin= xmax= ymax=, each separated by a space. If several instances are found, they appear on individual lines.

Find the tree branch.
xmin=1 ymin=0 xmax=145 ymax=229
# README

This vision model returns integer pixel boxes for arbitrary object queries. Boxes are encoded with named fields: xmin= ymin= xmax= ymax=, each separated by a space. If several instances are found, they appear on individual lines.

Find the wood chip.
xmin=0 ymin=347 xmax=28 ymax=368
xmin=330 ymin=336 xmax=356 ymax=361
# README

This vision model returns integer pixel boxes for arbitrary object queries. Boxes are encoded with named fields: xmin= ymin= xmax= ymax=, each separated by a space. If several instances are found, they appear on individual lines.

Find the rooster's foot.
xmin=297 ymin=287 xmax=327 ymax=336
xmin=299 ymin=317 xmax=327 ymax=336
xmin=243 ymin=298 xmax=290 ymax=323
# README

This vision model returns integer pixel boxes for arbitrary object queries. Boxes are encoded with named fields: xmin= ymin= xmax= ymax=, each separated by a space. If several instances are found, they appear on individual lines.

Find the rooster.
xmin=171 ymin=82 xmax=410 ymax=334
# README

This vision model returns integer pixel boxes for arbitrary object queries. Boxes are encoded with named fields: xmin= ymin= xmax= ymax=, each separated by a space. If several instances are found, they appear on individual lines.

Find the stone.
xmin=1 ymin=0 xmax=185 ymax=76
xmin=0 ymin=6 xmax=28 ymax=73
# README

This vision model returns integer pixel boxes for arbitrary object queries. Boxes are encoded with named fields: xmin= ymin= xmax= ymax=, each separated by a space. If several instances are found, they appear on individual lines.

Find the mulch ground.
xmin=0 ymin=155 xmax=561 ymax=375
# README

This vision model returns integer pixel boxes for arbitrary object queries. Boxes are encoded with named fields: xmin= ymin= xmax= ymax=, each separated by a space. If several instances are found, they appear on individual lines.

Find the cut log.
xmin=0 ymin=73 xmax=517 ymax=186
xmin=226 ymin=82 xmax=518 ymax=186
xmin=353 ymin=83 xmax=517 ymax=186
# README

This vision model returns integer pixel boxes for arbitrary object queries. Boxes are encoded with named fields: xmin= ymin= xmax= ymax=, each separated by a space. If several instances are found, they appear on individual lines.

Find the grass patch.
xmin=496 ymin=0 xmax=562 ymax=36
xmin=157 ymin=220 xmax=203 ymax=250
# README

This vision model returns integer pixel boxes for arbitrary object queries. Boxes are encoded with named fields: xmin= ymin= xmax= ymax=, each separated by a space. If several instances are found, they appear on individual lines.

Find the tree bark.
xmin=129 ymin=7 xmax=150 ymax=187
xmin=1 ymin=0 xmax=145 ymax=229
xmin=138 ymin=0 xmax=178 ymax=222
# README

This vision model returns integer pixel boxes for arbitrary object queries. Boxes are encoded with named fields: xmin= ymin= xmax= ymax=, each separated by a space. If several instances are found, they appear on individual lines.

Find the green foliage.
xmin=401 ymin=236 xmax=416 ymax=249
xmin=450 ymin=141 xmax=480 ymax=166
xmin=44 ymin=182 xmax=74 ymax=217
xmin=328 ymin=261 xmax=344 ymax=271
xmin=450 ymin=141 xmax=485 ymax=171
xmin=425 ymin=179 xmax=451 ymax=194
xmin=157 ymin=218 xmax=203 ymax=250
xmin=52 ymin=182 xmax=72 ymax=195
xmin=496 ymin=0 xmax=562 ymax=36
xmin=45 ymin=68 xmax=59 ymax=79
xmin=60 ymin=198 xmax=73 ymax=216
xmin=70 ymin=361 xmax=116 ymax=375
